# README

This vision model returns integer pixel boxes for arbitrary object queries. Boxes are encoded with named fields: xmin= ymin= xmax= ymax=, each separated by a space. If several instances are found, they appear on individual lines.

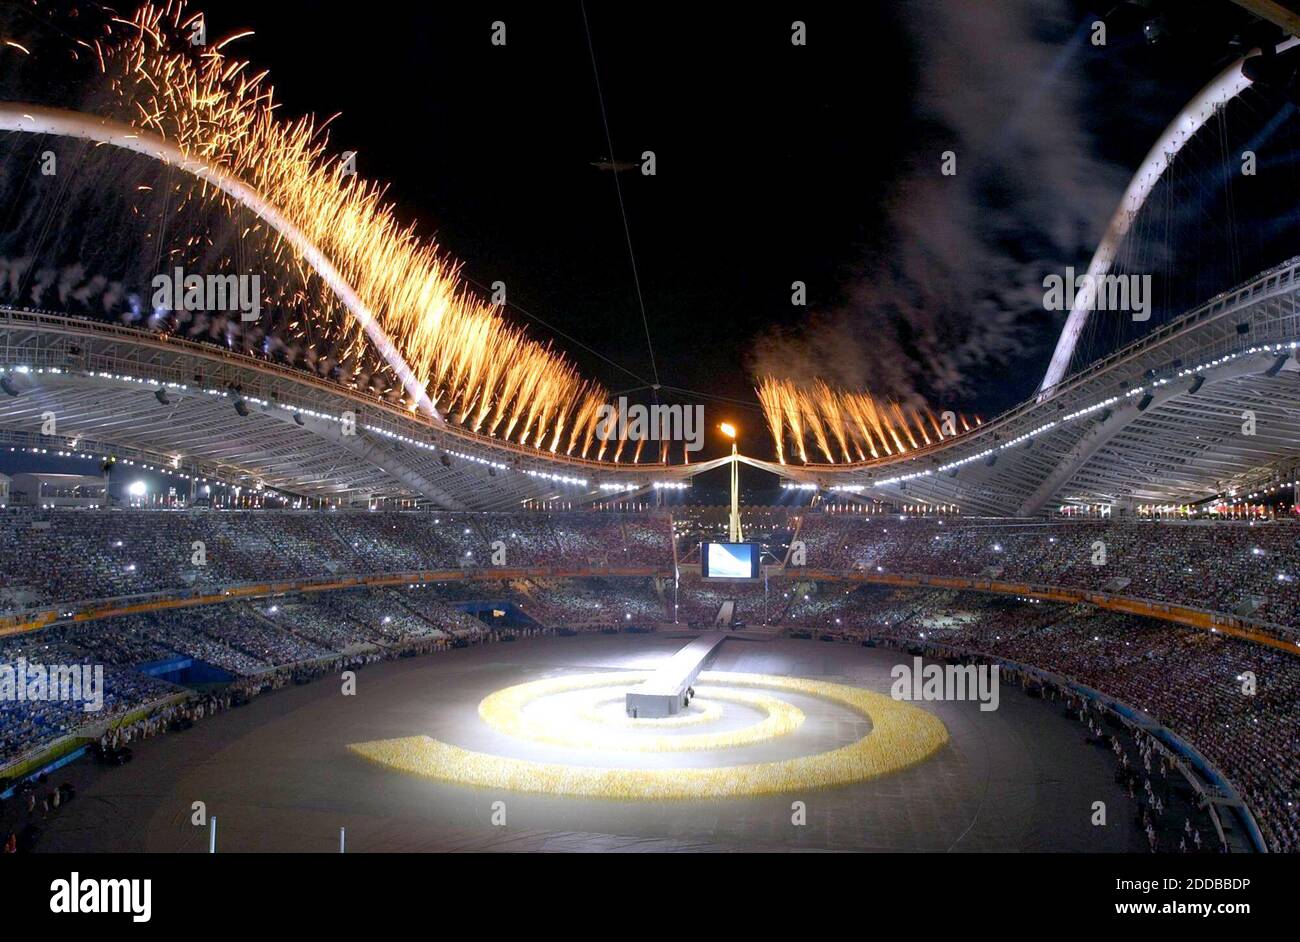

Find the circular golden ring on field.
xmin=349 ymin=670 xmax=950 ymax=800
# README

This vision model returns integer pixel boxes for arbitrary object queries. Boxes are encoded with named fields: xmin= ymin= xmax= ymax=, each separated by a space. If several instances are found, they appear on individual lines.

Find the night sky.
xmin=194 ymin=1 xmax=915 ymax=456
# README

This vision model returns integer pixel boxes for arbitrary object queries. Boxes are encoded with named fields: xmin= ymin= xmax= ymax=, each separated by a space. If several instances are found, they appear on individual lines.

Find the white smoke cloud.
xmin=748 ymin=0 xmax=1128 ymax=410
xmin=0 ymin=256 xmax=127 ymax=314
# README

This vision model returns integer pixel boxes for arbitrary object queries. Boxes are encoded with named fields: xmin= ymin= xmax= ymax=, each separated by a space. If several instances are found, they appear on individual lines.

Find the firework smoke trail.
xmin=755 ymin=376 xmax=976 ymax=465
xmin=23 ymin=1 xmax=619 ymax=455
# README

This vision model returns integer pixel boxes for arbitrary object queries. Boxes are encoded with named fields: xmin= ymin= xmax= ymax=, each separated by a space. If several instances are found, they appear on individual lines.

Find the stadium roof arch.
xmin=765 ymin=258 xmax=1300 ymax=515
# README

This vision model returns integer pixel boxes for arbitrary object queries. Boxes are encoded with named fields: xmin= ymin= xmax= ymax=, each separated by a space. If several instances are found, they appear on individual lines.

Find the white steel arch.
xmin=0 ymin=103 xmax=441 ymax=419
xmin=1038 ymin=38 xmax=1299 ymax=394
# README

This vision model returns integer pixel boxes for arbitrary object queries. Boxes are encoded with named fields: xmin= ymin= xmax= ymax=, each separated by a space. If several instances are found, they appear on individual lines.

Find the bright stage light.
xmin=719 ymin=422 xmax=737 ymax=439
xmin=127 ymin=480 xmax=147 ymax=497
xmin=478 ymin=674 xmax=804 ymax=753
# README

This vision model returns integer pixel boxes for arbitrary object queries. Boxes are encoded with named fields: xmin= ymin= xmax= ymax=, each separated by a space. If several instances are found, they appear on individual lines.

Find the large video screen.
xmin=701 ymin=542 xmax=760 ymax=579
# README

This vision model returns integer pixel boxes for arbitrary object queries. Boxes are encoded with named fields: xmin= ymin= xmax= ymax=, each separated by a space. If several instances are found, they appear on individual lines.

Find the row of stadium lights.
xmin=598 ymin=482 xmax=690 ymax=491
xmin=2 ymin=366 xmax=598 ymax=490
xmin=1139 ymin=501 xmax=1295 ymax=516
xmin=780 ymin=482 xmax=960 ymax=515
xmin=0 ymin=445 xmax=289 ymax=509
xmin=819 ymin=503 xmax=958 ymax=514
xmin=1137 ymin=476 xmax=1300 ymax=520
xmin=4 ymin=340 xmax=1298 ymax=499
xmin=791 ymin=341 xmax=1300 ymax=490
xmin=282 ymin=399 xmax=684 ymax=492
xmin=0 ymin=365 xmax=628 ymax=500
xmin=0 ymin=368 xmax=322 ymax=506
xmin=14 ymin=366 xmax=656 ymax=474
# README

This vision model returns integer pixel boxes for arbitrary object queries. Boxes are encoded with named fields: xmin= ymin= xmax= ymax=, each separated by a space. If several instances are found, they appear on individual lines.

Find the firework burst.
xmin=64 ymin=2 xmax=618 ymax=457
xmin=756 ymin=376 xmax=979 ymax=465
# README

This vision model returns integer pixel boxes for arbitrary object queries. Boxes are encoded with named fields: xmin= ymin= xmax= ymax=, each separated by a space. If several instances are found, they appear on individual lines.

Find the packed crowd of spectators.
xmin=252 ymin=598 xmax=387 ymax=651
xmin=384 ymin=587 xmax=497 ymax=638
xmin=0 ymin=634 xmax=176 ymax=765
xmin=0 ymin=643 xmax=440 ymax=852
xmin=795 ymin=515 xmax=1300 ymax=627
xmin=787 ymin=584 xmax=1300 ymax=854
xmin=0 ymin=508 xmax=675 ymax=613
xmin=0 ymin=584 xmax=635 ymax=853
xmin=6 ymin=508 xmax=1293 ymax=631
xmin=782 ymin=583 xmax=924 ymax=635
xmin=4 ymin=504 xmax=1297 ymax=853
xmin=3 ymin=572 xmax=675 ymax=771
xmin=309 ymin=590 xmax=448 ymax=644
xmin=0 ymin=586 xmax=497 ymax=765
xmin=510 ymin=577 xmax=666 ymax=628
xmin=674 ymin=576 xmax=774 ymax=626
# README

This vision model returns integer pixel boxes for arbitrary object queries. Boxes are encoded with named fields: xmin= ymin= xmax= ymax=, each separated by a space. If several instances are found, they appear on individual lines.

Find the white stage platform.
xmin=625 ymin=632 xmax=726 ymax=718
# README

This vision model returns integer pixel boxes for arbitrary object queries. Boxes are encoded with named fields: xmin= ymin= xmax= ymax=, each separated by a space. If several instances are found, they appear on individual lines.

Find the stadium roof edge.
xmin=2 ymin=253 xmax=1300 ymax=512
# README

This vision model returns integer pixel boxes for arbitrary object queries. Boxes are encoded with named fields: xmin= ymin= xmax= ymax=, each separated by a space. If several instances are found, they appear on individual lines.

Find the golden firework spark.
xmin=91 ymin=2 xmax=621 ymax=458
xmin=756 ymin=376 xmax=977 ymax=465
